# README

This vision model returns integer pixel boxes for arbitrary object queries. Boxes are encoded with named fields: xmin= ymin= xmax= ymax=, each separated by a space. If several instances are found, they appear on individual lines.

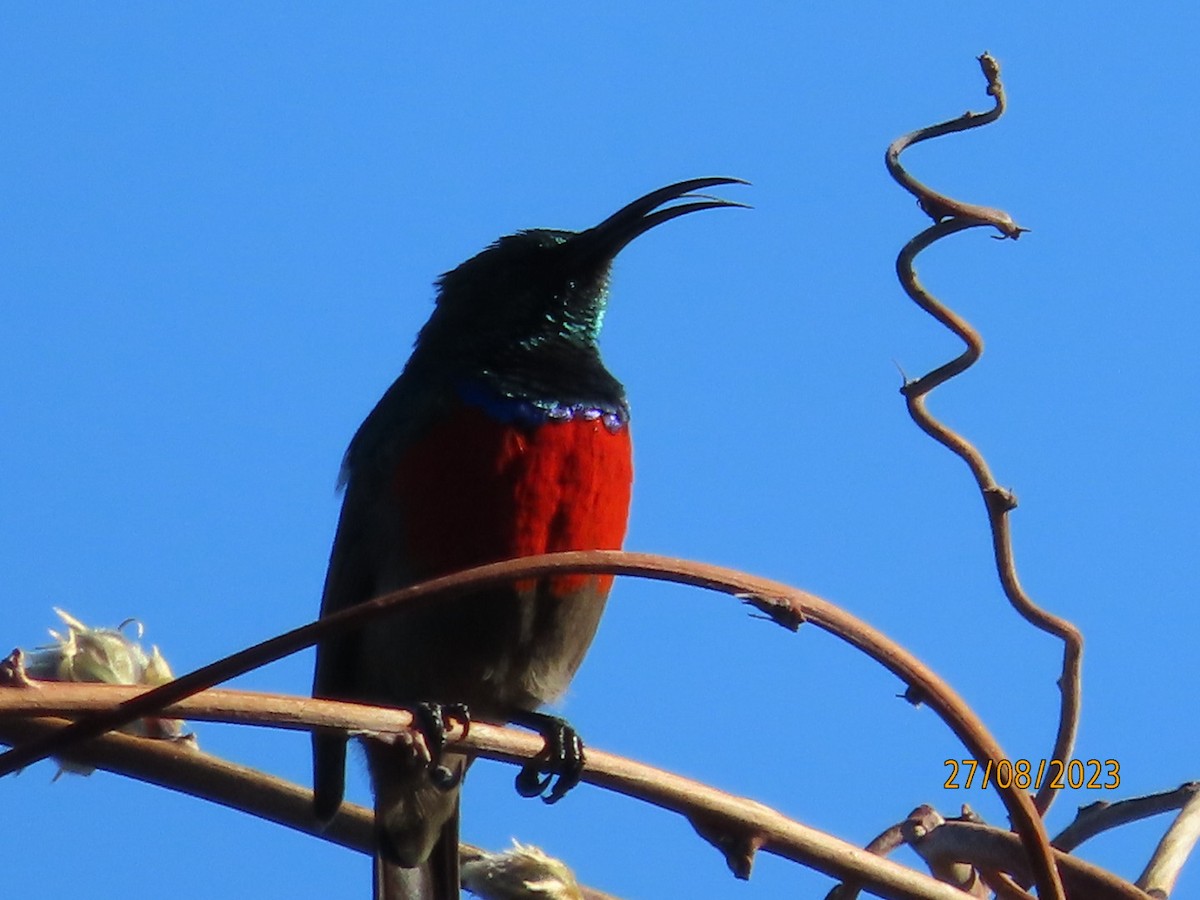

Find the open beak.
xmin=572 ymin=177 xmax=749 ymax=262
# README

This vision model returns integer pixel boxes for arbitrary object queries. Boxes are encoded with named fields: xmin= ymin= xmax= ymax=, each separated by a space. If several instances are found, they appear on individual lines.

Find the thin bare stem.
xmin=915 ymin=821 xmax=1150 ymax=900
xmin=0 ymin=550 xmax=1058 ymax=897
xmin=824 ymin=822 xmax=907 ymax=899
xmin=979 ymin=869 xmax=1036 ymax=900
xmin=885 ymin=52 xmax=1027 ymax=239
xmin=902 ymin=806 xmax=990 ymax=897
xmin=1136 ymin=787 xmax=1200 ymax=896
xmin=887 ymin=52 xmax=1085 ymax=832
xmin=827 ymin=807 xmax=995 ymax=900
xmin=1052 ymin=784 xmax=1200 ymax=854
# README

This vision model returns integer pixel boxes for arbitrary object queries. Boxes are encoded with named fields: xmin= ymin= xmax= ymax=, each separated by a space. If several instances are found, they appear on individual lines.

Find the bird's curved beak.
xmin=572 ymin=177 xmax=750 ymax=263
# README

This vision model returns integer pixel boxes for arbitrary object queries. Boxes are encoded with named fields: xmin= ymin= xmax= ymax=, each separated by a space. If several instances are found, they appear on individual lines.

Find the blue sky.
xmin=4 ymin=5 xmax=1198 ymax=897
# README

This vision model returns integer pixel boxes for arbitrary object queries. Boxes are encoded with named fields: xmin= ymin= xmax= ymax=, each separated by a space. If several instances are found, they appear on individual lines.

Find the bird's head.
xmin=412 ymin=177 xmax=748 ymax=364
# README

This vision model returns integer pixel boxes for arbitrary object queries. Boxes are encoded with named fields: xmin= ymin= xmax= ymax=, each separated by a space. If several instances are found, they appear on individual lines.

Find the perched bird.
xmin=312 ymin=178 xmax=746 ymax=899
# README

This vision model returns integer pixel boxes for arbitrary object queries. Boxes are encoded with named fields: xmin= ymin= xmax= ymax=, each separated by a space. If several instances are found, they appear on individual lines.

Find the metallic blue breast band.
xmin=457 ymin=381 xmax=628 ymax=433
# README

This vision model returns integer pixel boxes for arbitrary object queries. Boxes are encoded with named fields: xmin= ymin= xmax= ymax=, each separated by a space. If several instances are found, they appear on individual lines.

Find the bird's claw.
xmin=514 ymin=765 xmax=553 ymax=798
xmin=432 ymin=762 xmax=463 ymax=790
xmin=510 ymin=712 xmax=586 ymax=805
xmin=413 ymin=701 xmax=470 ymax=791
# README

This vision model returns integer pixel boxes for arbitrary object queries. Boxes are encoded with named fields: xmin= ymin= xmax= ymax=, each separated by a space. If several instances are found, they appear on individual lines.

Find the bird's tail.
xmin=368 ymin=740 xmax=464 ymax=900
xmin=311 ymin=730 xmax=348 ymax=823
xmin=373 ymin=812 xmax=460 ymax=900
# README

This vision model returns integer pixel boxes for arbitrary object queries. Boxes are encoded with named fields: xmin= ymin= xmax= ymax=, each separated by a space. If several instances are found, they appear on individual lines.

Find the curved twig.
xmin=0 ymin=689 xmax=972 ymax=900
xmin=903 ymin=806 xmax=992 ymax=898
xmin=885 ymin=52 xmax=1027 ymax=239
xmin=0 ymin=550 xmax=1060 ymax=898
xmin=828 ymin=807 xmax=1036 ymax=900
xmin=1052 ymin=783 xmax=1200 ymax=854
xmin=823 ymin=820 xmax=908 ymax=900
xmin=887 ymin=51 xmax=1085 ymax=828
xmin=914 ymin=821 xmax=1148 ymax=900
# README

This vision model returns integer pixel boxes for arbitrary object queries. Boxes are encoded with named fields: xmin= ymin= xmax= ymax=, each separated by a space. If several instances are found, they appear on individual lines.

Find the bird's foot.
xmin=413 ymin=701 xmax=470 ymax=790
xmin=508 ymin=710 xmax=585 ymax=805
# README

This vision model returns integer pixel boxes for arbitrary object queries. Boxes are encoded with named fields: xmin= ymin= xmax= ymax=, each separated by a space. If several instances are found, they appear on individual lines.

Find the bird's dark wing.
xmin=310 ymin=467 xmax=380 ymax=821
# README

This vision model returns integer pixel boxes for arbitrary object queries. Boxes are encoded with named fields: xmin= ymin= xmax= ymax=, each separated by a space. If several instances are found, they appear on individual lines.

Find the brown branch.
xmin=0 ymin=685 xmax=973 ymax=900
xmin=1136 ymin=786 xmax=1200 ymax=897
xmin=6 ymin=687 xmax=1159 ymax=898
xmin=903 ymin=807 xmax=991 ymax=898
xmin=1044 ymin=783 xmax=1200 ymax=897
xmin=893 ymin=219 xmax=1085 ymax=810
xmin=885 ymin=52 xmax=1027 ymax=239
xmin=826 ymin=807 xmax=995 ymax=900
xmin=1052 ymin=784 xmax=1200 ymax=854
xmin=810 ymin=794 xmax=1156 ymax=900
xmin=979 ymin=869 xmax=1037 ymax=900
xmin=0 ymin=551 xmax=1063 ymax=896
xmin=0 ymin=714 xmax=620 ymax=900
xmin=914 ymin=821 xmax=1149 ymax=900
xmin=828 ymin=805 xmax=1041 ymax=900
xmin=886 ymin=49 xmax=1085 ymax=838
xmin=824 ymin=821 xmax=907 ymax=900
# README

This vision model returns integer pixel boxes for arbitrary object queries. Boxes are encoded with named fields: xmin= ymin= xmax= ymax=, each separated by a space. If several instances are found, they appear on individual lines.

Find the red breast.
xmin=393 ymin=402 xmax=633 ymax=594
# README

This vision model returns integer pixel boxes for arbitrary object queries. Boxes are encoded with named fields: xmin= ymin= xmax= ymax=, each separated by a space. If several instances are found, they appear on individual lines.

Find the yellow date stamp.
xmin=944 ymin=758 xmax=1120 ymax=790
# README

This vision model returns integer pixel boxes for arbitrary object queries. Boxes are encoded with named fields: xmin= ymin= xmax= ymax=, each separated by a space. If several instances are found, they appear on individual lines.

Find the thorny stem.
xmin=885 ymin=52 xmax=1086 ymax=900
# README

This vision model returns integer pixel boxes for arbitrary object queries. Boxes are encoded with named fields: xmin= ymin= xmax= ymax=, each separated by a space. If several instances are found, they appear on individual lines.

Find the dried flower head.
xmin=24 ymin=608 xmax=190 ymax=776
xmin=461 ymin=840 xmax=584 ymax=900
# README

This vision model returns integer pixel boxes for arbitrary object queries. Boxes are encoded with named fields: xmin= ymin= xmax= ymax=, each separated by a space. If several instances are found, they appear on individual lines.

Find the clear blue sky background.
xmin=4 ymin=5 xmax=1197 ymax=898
